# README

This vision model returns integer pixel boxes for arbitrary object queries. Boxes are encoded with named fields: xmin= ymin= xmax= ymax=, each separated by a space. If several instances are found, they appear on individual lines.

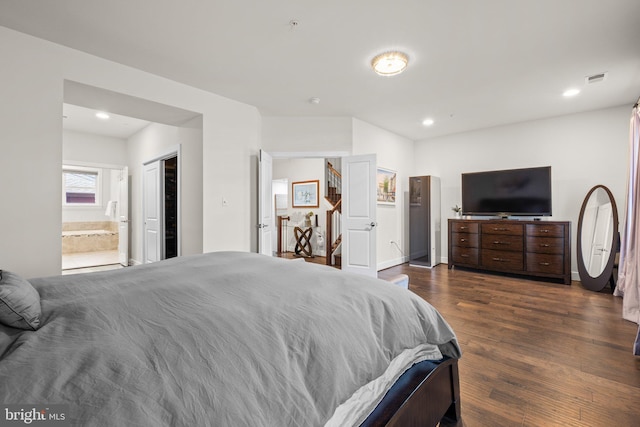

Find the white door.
xmin=118 ymin=166 xmax=129 ymax=267
xmin=143 ymin=161 xmax=162 ymax=263
xmin=258 ymin=150 xmax=274 ymax=256
xmin=342 ymin=154 xmax=377 ymax=276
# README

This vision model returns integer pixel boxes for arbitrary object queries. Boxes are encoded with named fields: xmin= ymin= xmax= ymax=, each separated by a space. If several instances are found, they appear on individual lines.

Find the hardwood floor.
xmin=377 ymin=264 xmax=640 ymax=427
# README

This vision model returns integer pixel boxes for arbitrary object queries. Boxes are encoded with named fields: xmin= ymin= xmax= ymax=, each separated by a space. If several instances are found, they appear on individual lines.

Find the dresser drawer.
xmin=481 ymin=223 xmax=523 ymax=236
xmin=527 ymin=253 xmax=564 ymax=275
xmin=452 ymin=221 xmax=478 ymax=233
xmin=526 ymin=236 xmax=564 ymax=254
xmin=452 ymin=232 xmax=478 ymax=248
xmin=481 ymin=249 xmax=524 ymax=271
xmin=526 ymin=223 xmax=564 ymax=237
xmin=481 ymin=234 xmax=524 ymax=252
xmin=452 ymin=247 xmax=479 ymax=266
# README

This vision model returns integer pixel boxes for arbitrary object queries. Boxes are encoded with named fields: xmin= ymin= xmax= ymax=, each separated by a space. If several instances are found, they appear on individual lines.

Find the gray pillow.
xmin=0 ymin=270 xmax=42 ymax=330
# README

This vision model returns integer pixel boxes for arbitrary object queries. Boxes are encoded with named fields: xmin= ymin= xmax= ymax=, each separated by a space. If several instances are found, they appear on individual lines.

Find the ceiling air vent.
xmin=585 ymin=72 xmax=607 ymax=84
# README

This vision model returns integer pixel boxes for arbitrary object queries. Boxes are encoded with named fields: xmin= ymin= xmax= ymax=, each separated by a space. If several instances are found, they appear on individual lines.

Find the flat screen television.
xmin=461 ymin=166 xmax=552 ymax=217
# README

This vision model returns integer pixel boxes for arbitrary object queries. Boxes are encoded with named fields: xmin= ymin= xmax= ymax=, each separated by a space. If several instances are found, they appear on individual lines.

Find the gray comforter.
xmin=0 ymin=252 xmax=460 ymax=426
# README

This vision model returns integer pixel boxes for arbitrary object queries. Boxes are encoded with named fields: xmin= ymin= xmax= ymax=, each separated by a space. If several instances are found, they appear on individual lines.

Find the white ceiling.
xmin=63 ymin=104 xmax=151 ymax=139
xmin=2 ymin=0 xmax=639 ymax=140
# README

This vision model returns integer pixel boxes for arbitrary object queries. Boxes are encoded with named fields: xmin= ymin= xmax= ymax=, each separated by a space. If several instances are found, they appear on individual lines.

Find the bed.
xmin=0 ymin=251 xmax=461 ymax=426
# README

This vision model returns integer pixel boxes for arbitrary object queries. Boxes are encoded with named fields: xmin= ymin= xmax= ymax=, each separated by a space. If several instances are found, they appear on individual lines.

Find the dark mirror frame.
xmin=576 ymin=185 xmax=619 ymax=291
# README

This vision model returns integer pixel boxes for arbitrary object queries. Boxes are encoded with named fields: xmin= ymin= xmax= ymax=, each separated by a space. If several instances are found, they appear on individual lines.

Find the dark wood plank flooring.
xmin=378 ymin=264 xmax=640 ymax=427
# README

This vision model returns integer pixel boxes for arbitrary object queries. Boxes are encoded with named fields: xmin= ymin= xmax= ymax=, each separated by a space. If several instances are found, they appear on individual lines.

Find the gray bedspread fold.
xmin=0 ymin=252 xmax=460 ymax=426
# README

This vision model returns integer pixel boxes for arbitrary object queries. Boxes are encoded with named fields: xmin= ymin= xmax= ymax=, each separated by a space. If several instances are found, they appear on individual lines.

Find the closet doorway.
xmin=143 ymin=147 xmax=180 ymax=263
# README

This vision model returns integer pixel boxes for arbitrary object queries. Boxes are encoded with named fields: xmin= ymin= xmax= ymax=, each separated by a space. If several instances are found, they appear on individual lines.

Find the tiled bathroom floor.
xmin=62 ymin=250 xmax=122 ymax=275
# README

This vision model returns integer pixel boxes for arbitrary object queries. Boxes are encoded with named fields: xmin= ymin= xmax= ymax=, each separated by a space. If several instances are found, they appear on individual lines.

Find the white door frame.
xmin=143 ymin=145 xmax=181 ymax=263
xmin=258 ymin=150 xmax=274 ymax=256
xmin=118 ymin=166 xmax=129 ymax=266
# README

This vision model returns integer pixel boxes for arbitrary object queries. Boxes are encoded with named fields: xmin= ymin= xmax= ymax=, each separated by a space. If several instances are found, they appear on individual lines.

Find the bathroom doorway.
xmin=61 ymin=163 xmax=129 ymax=274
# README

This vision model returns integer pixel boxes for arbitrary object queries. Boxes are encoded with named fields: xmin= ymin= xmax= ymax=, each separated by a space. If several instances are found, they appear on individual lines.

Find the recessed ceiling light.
xmin=562 ymin=88 xmax=580 ymax=97
xmin=95 ymin=112 xmax=110 ymax=119
xmin=422 ymin=118 xmax=434 ymax=126
xmin=371 ymin=51 xmax=409 ymax=76
xmin=309 ymin=97 xmax=320 ymax=105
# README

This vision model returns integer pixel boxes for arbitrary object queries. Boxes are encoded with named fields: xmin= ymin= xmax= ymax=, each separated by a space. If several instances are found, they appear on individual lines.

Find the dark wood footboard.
xmin=365 ymin=358 xmax=461 ymax=427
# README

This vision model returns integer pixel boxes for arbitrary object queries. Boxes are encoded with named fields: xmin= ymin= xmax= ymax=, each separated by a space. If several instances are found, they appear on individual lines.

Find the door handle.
xmin=369 ymin=222 xmax=377 ymax=228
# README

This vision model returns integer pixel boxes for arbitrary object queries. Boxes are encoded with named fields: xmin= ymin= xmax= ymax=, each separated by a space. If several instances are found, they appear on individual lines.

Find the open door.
xmin=143 ymin=160 xmax=162 ymax=263
xmin=342 ymin=154 xmax=377 ymax=277
xmin=118 ymin=166 xmax=129 ymax=267
xmin=258 ymin=150 xmax=274 ymax=256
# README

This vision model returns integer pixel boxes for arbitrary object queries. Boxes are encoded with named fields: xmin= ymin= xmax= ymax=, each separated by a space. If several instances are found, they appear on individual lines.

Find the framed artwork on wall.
xmin=377 ymin=167 xmax=396 ymax=205
xmin=292 ymin=180 xmax=319 ymax=208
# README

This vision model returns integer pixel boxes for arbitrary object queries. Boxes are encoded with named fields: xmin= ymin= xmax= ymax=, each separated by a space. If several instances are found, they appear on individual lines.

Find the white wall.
xmin=0 ymin=26 xmax=260 ymax=278
xmin=262 ymin=117 xmax=353 ymax=153
xmin=414 ymin=105 xmax=630 ymax=279
xmin=352 ymin=119 xmax=415 ymax=270
xmin=62 ymin=130 xmax=128 ymax=224
xmin=63 ymin=129 xmax=127 ymax=165
xmin=126 ymin=118 xmax=203 ymax=264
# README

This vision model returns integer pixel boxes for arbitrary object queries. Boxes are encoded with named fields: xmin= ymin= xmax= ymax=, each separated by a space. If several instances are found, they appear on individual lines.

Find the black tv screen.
xmin=461 ymin=166 xmax=552 ymax=216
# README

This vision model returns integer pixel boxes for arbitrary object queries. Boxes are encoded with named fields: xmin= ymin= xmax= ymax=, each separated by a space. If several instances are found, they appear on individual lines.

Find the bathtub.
xmin=62 ymin=222 xmax=119 ymax=254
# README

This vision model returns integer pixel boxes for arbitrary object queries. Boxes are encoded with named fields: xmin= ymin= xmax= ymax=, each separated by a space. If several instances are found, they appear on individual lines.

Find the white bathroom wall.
xmin=63 ymin=129 xmax=127 ymax=165
xmin=62 ymin=130 xmax=128 ymax=224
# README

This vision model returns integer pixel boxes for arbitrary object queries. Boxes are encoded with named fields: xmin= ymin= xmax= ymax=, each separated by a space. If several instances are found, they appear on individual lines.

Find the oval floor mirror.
xmin=577 ymin=185 xmax=619 ymax=291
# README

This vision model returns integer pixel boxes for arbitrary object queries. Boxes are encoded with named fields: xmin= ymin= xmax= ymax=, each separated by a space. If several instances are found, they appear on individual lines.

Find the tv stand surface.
xmin=448 ymin=218 xmax=571 ymax=284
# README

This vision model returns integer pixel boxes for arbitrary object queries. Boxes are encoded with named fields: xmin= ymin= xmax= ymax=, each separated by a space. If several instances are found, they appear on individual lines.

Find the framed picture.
xmin=292 ymin=180 xmax=319 ymax=208
xmin=377 ymin=168 xmax=397 ymax=205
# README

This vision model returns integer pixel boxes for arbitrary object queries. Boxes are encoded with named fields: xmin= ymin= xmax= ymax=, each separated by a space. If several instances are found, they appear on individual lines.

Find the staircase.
xmin=325 ymin=161 xmax=342 ymax=267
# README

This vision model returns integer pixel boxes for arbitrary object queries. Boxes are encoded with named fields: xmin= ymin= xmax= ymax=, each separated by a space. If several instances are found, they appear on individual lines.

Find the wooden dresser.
xmin=448 ymin=219 xmax=571 ymax=284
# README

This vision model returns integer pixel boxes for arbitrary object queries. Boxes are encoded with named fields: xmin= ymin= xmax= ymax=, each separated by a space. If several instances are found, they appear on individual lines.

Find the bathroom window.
xmin=62 ymin=166 xmax=101 ymax=206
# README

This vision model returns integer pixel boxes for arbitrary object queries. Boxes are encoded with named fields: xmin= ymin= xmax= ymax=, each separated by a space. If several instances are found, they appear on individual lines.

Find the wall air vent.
xmin=585 ymin=72 xmax=607 ymax=84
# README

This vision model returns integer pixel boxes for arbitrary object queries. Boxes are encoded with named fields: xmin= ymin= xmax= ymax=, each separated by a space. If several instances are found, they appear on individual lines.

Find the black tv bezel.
xmin=461 ymin=166 xmax=552 ymax=217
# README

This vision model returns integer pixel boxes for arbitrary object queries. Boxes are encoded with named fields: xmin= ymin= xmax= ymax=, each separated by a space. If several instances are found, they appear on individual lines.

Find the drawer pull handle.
xmin=493 ymin=227 xmax=509 ymax=231
xmin=539 ymin=262 xmax=550 ymax=266
xmin=461 ymin=254 xmax=469 ymax=258
xmin=460 ymin=226 xmax=467 ymax=230
xmin=541 ymin=229 xmax=550 ymax=233
xmin=492 ymin=257 xmax=509 ymax=262
xmin=460 ymin=238 xmax=466 ymax=242
xmin=540 ymin=244 xmax=550 ymax=247
xmin=493 ymin=241 xmax=509 ymax=245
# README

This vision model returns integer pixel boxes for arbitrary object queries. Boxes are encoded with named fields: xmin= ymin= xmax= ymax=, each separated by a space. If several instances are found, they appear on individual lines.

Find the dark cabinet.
xmin=448 ymin=219 xmax=571 ymax=284
xmin=409 ymin=176 xmax=441 ymax=268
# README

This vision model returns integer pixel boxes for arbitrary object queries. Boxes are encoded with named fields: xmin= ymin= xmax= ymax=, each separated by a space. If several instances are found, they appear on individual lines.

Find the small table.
xmin=294 ymin=227 xmax=313 ymax=257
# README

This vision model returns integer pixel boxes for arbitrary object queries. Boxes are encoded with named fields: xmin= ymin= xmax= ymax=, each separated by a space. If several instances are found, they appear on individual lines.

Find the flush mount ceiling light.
xmin=371 ymin=51 xmax=409 ymax=76
xmin=422 ymin=118 xmax=434 ymax=126
xmin=95 ymin=112 xmax=110 ymax=119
